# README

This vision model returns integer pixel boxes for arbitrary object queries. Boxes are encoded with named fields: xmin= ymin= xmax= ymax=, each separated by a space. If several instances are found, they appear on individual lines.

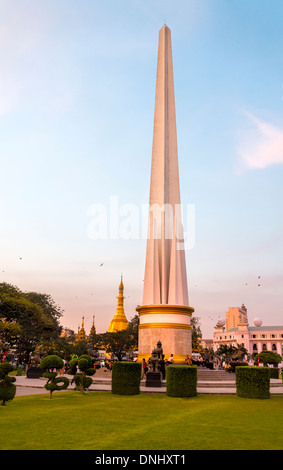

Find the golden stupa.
xmin=107 ymin=276 xmax=128 ymax=333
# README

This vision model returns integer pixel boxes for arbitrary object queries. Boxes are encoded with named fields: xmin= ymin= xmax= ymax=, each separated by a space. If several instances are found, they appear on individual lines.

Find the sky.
xmin=0 ymin=0 xmax=283 ymax=338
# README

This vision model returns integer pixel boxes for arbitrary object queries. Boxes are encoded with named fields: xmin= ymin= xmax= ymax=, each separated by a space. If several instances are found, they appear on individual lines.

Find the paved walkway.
xmin=14 ymin=374 xmax=283 ymax=396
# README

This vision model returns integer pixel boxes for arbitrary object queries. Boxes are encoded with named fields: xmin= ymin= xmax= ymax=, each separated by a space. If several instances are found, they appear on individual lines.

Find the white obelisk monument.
xmin=136 ymin=25 xmax=194 ymax=362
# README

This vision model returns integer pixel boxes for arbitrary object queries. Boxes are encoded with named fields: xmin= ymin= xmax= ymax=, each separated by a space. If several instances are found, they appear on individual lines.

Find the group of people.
xmin=185 ymin=355 xmax=193 ymax=365
xmin=58 ymin=357 xmax=113 ymax=375
xmin=185 ymin=354 xmax=206 ymax=366
xmin=104 ymin=360 xmax=113 ymax=372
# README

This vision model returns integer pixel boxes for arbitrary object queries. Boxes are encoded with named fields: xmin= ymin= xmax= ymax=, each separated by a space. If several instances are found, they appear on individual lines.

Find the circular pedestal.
xmin=136 ymin=304 xmax=194 ymax=362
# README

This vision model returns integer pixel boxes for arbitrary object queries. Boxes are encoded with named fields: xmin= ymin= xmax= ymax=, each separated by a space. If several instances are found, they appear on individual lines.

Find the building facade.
xmin=213 ymin=305 xmax=283 ymax=360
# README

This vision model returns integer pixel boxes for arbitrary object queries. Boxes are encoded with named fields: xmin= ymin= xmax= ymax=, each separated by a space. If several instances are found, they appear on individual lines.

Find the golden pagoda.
xmin=76 ymin=316 xmax=87 ymax=342
xmin=107 ymin=276 xmax=128 ymax=333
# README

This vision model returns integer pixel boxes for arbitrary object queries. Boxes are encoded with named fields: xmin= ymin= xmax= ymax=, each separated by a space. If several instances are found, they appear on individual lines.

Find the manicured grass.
xmin=1 ymin=391 xmax=283 ymax=450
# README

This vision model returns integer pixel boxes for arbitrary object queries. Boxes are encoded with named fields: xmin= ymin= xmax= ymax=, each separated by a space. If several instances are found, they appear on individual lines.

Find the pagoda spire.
xmin=108 ymin=275 xmax=128 ymax=333
xmin=89 ymin=315 xmax=96 ymax=336
xmin=88 ymin=315 xmax=97 ymax=344
xmin=76 ymin=316 xmax=87 ymax=342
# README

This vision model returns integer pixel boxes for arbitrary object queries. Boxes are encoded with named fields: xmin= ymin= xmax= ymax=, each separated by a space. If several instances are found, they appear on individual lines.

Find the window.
xmin=272 ymin=344 xmax=277 ymax=352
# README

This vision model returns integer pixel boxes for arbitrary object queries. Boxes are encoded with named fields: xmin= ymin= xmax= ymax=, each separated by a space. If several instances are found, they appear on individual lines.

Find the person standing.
xmin=141 ymin=358 xmax=148 ymax=379
xmin=158 ymin=354 xmax=166 ymax=380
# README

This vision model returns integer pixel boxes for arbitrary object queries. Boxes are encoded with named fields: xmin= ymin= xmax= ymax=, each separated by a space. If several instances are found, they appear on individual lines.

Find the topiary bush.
xmin=0 ymin=362 xmax=16 ymax=406
xmin=40 ymin=355 xmax=70 ymax=399
xmin=73 ymin=373 xmax=93 ymax=391
xmin=166 ymin=366 xmax=197 ymax=398
xmin=236 ymin=366 xmax=270 ymax=399
xmin=67 ymin=354 xmax=96 ymax=394
xmin=111 ymin=362 xmax=141 ymax=395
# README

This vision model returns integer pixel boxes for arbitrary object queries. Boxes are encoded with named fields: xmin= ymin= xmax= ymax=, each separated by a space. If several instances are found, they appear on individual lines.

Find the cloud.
xmin=238 ymin=111 xmax=283 ymax=170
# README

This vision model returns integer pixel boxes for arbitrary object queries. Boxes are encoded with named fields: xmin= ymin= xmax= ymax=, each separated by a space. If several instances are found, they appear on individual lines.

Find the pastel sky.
xmin=0 ymin=0 xmax=283 ymax=338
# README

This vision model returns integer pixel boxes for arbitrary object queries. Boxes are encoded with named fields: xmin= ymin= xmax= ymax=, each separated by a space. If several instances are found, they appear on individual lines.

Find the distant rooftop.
xmin=226 ymin=326 xmax=283 ymax=332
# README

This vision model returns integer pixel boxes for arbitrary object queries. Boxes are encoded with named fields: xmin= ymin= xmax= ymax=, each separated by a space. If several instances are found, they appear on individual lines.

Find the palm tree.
xmin=233 ymin=343 xmax=249 ymax=361
xmin=216 ymin=344 xmax=236 ymax=363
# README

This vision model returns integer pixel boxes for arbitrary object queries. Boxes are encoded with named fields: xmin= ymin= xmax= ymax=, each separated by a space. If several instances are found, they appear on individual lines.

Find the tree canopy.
xmin=0 ymin=283 xmax=63 ymax=358
xmin=95 ymin=315 xmax=139 ymax=361
xmin=254 ymin=350 xmax=282 ymax=366
xmin=191 ymin=316 xmax=202 ymax=352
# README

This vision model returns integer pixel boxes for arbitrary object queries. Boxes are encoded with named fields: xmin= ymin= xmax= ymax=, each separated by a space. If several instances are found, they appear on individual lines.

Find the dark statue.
xmin=145 ymin=341 xmax=165 ymax=387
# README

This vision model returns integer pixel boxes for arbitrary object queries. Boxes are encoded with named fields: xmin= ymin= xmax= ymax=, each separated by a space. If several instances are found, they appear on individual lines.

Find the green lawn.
xmin=1 ymin=391 xmax=283 ymax=450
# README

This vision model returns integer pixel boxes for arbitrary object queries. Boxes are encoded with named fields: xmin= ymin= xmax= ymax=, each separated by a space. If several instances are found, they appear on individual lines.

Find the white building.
xmin=213 ymin=305 xmax=283 ymax=359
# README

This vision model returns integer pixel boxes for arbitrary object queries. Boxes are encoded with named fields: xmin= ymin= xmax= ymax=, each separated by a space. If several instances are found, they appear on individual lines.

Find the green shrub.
xmin=269 ymin=367 xmax=279 ymax=379
xmin=236 ymin=366 xmax=270 ymax=399
xmin=230 ymin=361 xmax=248 ymax=373
xmin=67 ymin=358 xmax=78 ymax=375
xmin=255 ymin=350 xmax=282 ymax=367
xmin=16 ymin=366 xmax=24 ymax=376
xmin=0 ymin=362 xmax=16 ymax=406
xmin=40 ymin=355 xmax=69 ymax=399
xmin=40 ymin=355 xmax=64 ymax=371
xmin=67 ymin=354 xmax=96 ymax=394
xmin=74 ymin=373 xmax=93 ymax=390
xmin=166 ymin=366 xmax=197 ymax=398
xmin=112 ymin=362 xmax=141 ymax=395
xmin=78 ymin=355 xmax=96 ymax=376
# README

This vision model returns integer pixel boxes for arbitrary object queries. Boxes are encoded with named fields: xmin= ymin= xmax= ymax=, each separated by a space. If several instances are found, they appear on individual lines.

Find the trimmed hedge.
xmin=229 ymin=361 xmax=249 ymax=373
xmin=111 ymin=362 xmax=142 ymax=395
xmin=236 ymin=366 xmax=270 ymax=399
xmin=166 ymin=366 xmax=197 ymax=398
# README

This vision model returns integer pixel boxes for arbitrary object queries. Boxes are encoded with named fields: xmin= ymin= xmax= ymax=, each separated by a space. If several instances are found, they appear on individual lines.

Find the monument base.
xmin=136 ymin=304 xmax=194 ymax=363
xmin=138 ymin=354 xmax=188 ymax=363
xmin=146 ymin=371 xmax=162 ymax=387
xmin=26 ymin=367 xmax=43 ymax=378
